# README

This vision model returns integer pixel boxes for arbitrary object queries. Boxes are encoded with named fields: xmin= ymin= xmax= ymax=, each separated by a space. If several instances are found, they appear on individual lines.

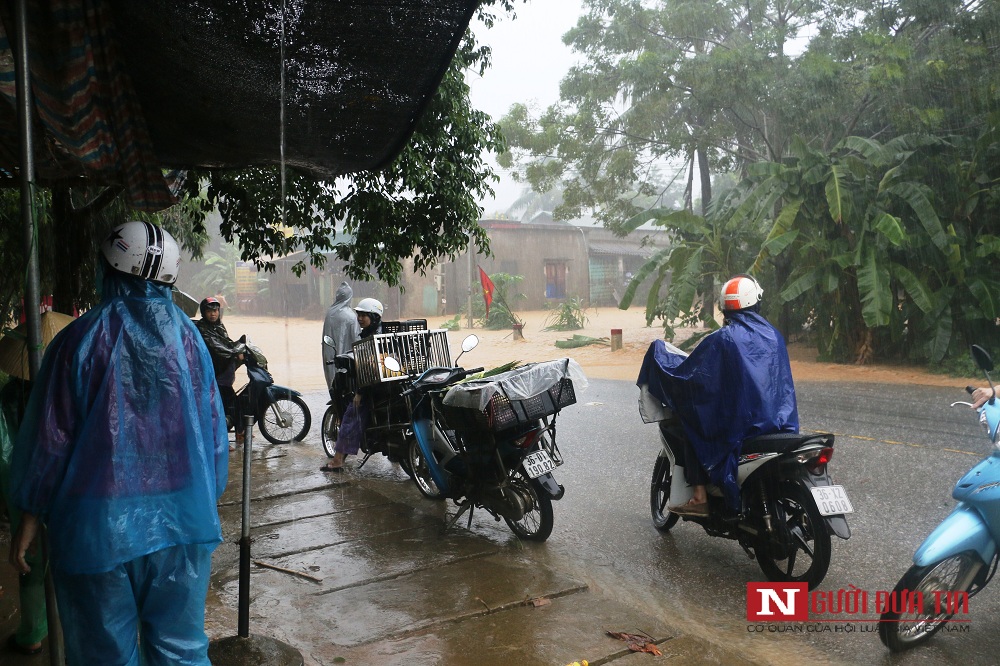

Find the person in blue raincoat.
xmin=636 ymin=274 xmax=798 ymax=516
xmin=7 ymin=221 xmax=228 ymax=666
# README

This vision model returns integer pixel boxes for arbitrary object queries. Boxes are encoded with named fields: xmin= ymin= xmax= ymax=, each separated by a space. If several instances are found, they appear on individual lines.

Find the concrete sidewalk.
xmin=0 ymin=389 xmax=760 ymax=666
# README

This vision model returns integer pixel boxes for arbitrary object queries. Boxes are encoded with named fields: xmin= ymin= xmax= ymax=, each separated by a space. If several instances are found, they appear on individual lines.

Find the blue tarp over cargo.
xmin=636 ymin=310 xmax=798 ymax=507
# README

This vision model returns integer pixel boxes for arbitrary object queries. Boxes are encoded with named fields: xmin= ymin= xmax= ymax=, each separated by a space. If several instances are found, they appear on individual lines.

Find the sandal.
xmin=319 ymin=464 xmax=343 ymax=473
xmin=7 ymin=634 xmax=43 ymax=656
xmin=668 ymin=500 xmax=709 ymax=517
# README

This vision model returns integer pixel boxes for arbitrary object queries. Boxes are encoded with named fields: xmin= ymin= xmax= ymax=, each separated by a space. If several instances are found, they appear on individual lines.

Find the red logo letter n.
xmin=747 ymin=583 xmax=808 ymax=621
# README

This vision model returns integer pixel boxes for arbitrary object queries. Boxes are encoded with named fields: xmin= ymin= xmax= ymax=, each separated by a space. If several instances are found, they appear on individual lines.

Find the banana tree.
xmin=747 ymin=134 xmax=965 ymax=363
xmin=616 ymin=187 xmax=768 ymax=342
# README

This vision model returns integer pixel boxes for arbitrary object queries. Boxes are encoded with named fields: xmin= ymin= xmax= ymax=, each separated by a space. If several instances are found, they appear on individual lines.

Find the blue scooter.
xmin=879 ymin=344 xmax=1000 ymax=651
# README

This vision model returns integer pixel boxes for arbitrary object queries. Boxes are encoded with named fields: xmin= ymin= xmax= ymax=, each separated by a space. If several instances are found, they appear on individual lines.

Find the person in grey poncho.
xmin=322 ymin=281 xmax=360 ymax=393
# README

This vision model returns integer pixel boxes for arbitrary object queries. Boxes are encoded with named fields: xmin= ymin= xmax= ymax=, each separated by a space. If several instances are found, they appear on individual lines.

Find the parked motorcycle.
xmin=235 ymin=340 xmax=311 ymax=444
xmin=879 ymin=344 xmax=1000 ymax=652
xmin=640 ymin=341 xmax=852 ymax=589
xmin=394 ymin=340 xmax=585 ymax=542
xmin=320 ymin=337 xmax=354 ymax=458
xmin=320 ymin=320 xmax=442 ymax=473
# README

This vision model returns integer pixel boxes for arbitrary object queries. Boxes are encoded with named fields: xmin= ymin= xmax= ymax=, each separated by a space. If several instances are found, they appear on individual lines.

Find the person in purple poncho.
xmin=636 ymin=274 xmax=798 ymax=517
xmin=7 ymin=221 xmax=228 ymax=666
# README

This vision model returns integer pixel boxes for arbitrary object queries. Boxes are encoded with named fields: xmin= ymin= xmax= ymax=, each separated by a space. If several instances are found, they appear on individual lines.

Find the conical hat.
xmin=0 ymin=311 xmax=76 ymax=380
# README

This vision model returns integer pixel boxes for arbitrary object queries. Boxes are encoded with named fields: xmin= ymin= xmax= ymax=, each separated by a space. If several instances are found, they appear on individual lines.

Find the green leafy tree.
xmin=188 ymin=243 xmax=242 ymax=303
xmin=500 ymin=0 xmax=839 ymax=318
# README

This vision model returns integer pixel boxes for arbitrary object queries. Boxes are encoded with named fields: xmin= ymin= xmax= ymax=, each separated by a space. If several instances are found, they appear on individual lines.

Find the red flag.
xmin=478 ymin=266 xmax=495 ymax=318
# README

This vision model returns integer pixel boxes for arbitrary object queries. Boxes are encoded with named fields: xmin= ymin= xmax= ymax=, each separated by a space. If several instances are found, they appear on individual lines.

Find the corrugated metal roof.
xmin=587 ymin=241 xmax=657 ymax=257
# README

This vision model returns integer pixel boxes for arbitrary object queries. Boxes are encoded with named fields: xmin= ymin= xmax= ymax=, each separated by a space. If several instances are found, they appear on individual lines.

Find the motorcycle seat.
xmin=741 ymin=432 xmax=833 ymax=454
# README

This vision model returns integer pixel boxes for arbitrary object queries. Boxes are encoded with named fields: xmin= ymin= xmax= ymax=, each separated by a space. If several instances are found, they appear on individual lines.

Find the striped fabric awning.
xmin=0 ymin=0 xmax=478 ymax=211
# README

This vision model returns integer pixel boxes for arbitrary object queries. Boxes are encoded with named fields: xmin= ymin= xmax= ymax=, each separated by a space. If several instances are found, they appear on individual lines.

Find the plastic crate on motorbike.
xmin=440 ymin=358 xmax=587 ymax=433
xmin=353 ymin=330 xmax=452 ymax=388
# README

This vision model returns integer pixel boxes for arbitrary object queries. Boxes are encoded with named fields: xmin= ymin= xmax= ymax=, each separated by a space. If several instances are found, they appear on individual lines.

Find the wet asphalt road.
xmin=532 ymin=378 xmax=998 ymax=666
xmin=289 ymin=376 xmax=996 ymax=665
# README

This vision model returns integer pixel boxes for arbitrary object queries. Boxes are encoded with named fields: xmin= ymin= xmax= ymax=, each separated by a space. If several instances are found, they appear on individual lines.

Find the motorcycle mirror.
xmin=971 ymin=344 xmax=996 ymax=405
xmin=323 ymin=335 xmax=334 ymax=348
xmin=461 ymin=334 xmax=479 ymax=353
xmin=383 ymin=356 xmax=402 ymax=373
xmin=454 ymin=334 xmax=479 ymax=366
xmin=972 ymin=344 xmax=994 ymax=372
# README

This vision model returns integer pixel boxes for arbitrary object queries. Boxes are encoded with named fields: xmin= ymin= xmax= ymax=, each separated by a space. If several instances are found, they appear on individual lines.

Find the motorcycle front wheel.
xmin=321 ymin=406 xmax=339 ymax=458
xmin=408 ymin=438 xmax=445 ymax=499
xmin=258 ymin=395 xmax=311 ymax=444
xmin=754 ymin=482 xmax=831 ymax=590
xmin=878 ymin=553 xmax=982 ymax=652
xmin=504 ymin=469 xmax=554 ymax=542
xmin=650 ymin=454 xmax=680 ymax=531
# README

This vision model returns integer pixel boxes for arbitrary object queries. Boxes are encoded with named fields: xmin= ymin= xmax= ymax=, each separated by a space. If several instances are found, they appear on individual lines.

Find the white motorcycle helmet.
xmin=355 ymin=297 xmax=384 ymax=318
xmin=100 ymin=221 xmax=181 ymax=285
xmin=721 ymin=274 xmax=764 ymax=312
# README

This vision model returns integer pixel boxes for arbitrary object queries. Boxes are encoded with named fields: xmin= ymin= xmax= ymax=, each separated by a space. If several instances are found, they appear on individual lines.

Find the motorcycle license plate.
xmin=523 ymin=450 xmax=557 ymax=479
xmin=810 ymin=485 xmax=854 ymax=516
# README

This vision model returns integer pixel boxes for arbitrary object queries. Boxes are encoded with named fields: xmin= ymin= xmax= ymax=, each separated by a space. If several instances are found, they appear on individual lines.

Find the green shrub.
xmin=543 ymin=297 xmax=589 ymax=331
xmin=464 ymin=273 xmax=526 ymax=330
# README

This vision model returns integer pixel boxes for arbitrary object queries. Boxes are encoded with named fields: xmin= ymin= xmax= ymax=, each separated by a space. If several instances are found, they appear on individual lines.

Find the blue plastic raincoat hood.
xmin=10 ymin=266 xmax=228 ymax=574
xmin=636 ymin=310 xmax=798 ymax=506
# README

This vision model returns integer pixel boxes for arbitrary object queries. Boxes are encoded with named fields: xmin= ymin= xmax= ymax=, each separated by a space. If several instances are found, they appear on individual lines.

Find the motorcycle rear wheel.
xmin=650 ymin=454 xmax=680 ymax=531
xmin=395 ymin=446 xmax=414 ymax=478
xmin=320 ymin=406 xmax=339 ymax=458
xmin=754 ymin=482 xmax=831 ymax=590
xmin=258 ymin=395 xmax=311 ymax=444
xmin=879 ymin=553 xmax=981 ymax=652
xmin=504 ymin=470 xmax=554 ymax=542
xmin=408 ymin=438 xmax=444 ymax=499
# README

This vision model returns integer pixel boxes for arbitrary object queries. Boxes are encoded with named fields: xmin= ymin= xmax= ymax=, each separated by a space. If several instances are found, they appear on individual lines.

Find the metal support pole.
xmin=466 ymin=238 xmax=473 ymax=329
xmin=238 ymin=415 xmax=254 ymax=638
xmin=12 ymin=3 xmax=64 ymax=664
xmin=14 ymin=1 xmax=40 ymax=370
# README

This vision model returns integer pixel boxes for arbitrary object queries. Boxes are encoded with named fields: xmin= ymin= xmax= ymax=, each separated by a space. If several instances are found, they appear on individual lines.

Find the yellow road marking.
xmin=801 ymin=429 xmax=979 ymax=456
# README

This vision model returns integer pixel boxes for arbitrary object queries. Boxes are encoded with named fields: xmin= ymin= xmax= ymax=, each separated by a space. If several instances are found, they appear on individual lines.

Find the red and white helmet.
xmin=721 ymin=274 xmax=763 ymax=312
xmin=100 ymin=221 xmax=181 ymax=285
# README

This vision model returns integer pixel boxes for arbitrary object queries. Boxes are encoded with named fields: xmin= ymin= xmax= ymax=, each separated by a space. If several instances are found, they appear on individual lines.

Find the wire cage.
xmin=353 ymin=329 xmax=452 ymax=388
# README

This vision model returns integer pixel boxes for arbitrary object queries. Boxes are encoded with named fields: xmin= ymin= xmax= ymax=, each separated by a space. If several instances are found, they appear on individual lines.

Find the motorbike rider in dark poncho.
xmin=8 ymin=221 xmax=228 ymax=666
xmin=636 ymin=274 xmax=798 ymax=516
xmin=196 ymin=297 xmax=244 ymax=442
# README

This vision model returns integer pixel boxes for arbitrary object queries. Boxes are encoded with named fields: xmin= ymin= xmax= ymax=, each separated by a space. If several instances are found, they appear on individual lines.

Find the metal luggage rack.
xmin=353 ymin=329 xmax=451 ymax=388
xmin=439 ymin=377 xmax=577 ymax=433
